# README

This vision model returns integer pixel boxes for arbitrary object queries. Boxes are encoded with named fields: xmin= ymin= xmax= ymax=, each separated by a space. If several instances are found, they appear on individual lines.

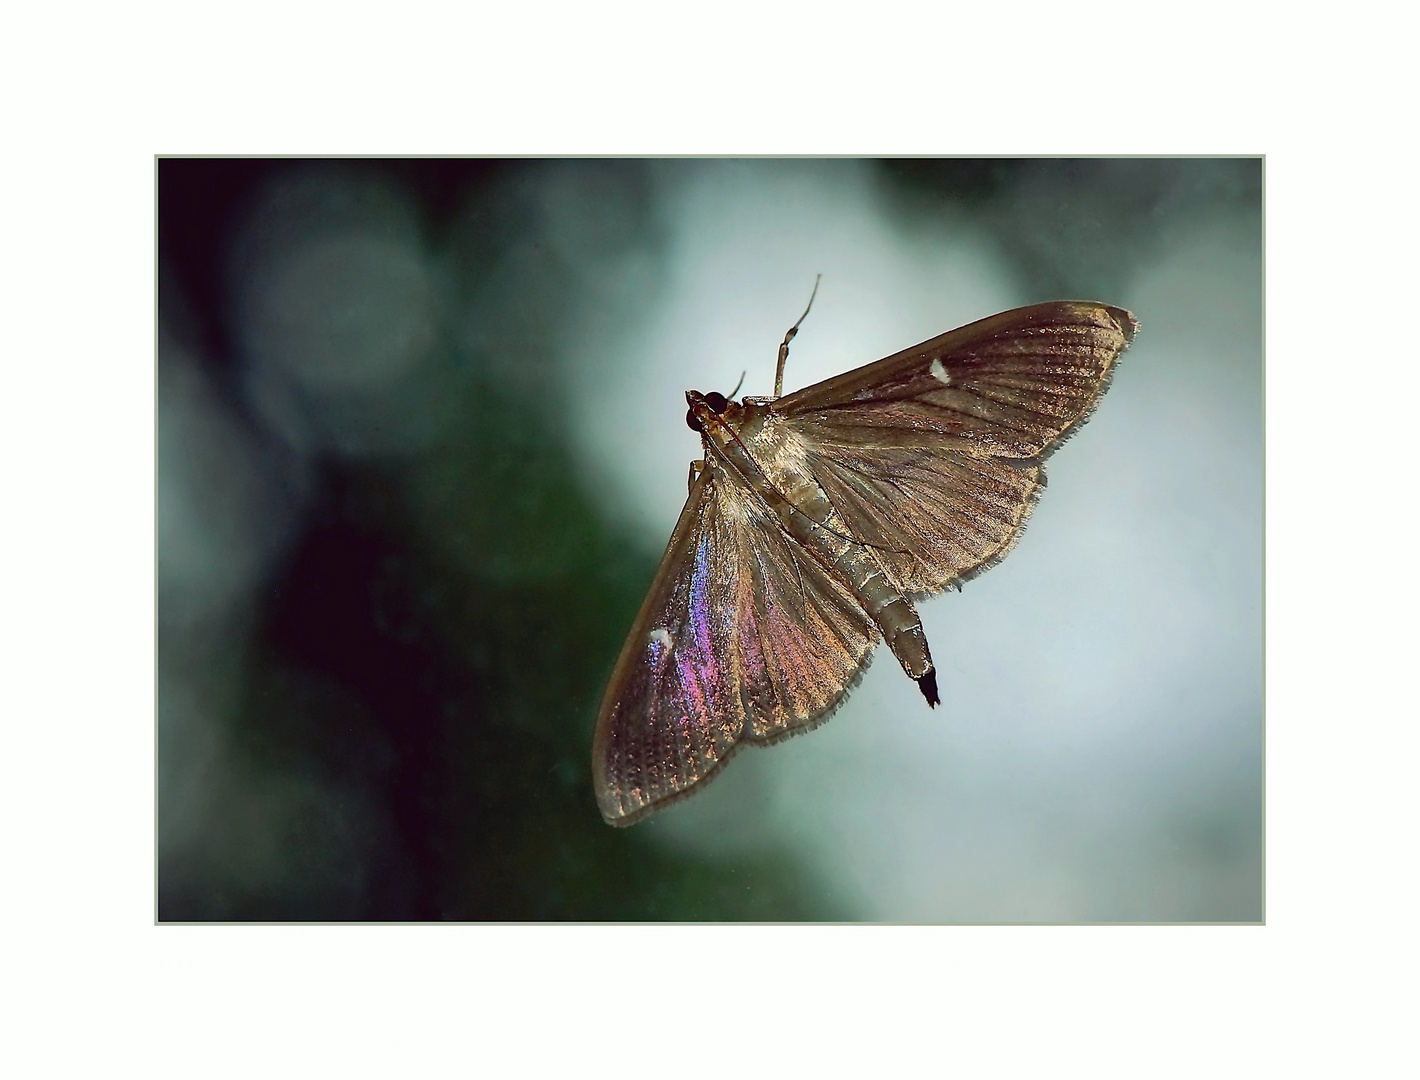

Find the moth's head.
xmin=684 ymin=389 xmax=732 ymax=433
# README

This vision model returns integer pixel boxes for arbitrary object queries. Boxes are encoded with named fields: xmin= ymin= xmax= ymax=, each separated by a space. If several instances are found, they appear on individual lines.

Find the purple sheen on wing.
xmin=670 ymin=530 xmax=719 ymax=753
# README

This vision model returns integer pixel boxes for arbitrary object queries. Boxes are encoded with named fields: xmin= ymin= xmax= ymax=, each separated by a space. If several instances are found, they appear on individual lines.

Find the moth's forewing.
xmin=592 ymin=469 xmax=728 ymax=825
xmin=593 ymin=462 xmax=878 ymax=826
xmin=778 ymin=301 xmax=1135 ymax=447
xmin=762 ymin=302 xmax=1135 ymax=597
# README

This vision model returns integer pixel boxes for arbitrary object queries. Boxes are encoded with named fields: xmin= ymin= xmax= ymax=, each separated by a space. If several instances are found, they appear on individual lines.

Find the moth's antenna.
xmin=727 ymin=370 xmax=746 ymax=399
xmin=773 ymin=274 xmax=821 ymax=400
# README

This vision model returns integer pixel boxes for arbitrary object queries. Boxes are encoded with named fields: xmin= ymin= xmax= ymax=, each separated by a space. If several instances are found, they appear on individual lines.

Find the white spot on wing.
xmin=648 ymin=627 xmax=673 ymax=649
xmin=929 ymin=358 xmax=952 ymax=385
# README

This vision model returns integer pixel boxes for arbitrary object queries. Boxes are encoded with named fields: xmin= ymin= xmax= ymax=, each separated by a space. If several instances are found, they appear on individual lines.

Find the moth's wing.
xmin=771 ymin=301 xmax=1135 ymax=596
xmin=778 ymin=301 xmax=1135 ymax=451
xmin=593 ymin=466 xmax=878 ymax=826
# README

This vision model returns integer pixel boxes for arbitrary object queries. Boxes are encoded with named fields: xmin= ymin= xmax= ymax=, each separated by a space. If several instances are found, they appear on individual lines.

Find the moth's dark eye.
xmin=705 ymin=392 xmax=728 ymax=413
xmin=686 ymin=408 xmax=702 ymax=433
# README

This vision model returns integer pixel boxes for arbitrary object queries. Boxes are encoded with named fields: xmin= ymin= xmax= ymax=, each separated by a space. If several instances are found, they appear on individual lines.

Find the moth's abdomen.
xmin=805 ymin=534 xmax=933 ymax=682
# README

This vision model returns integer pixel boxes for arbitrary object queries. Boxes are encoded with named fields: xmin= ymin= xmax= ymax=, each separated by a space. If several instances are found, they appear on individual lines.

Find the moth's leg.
xmin=688 ymin=460 xmax=708 ymax=493
xmin=779 ymin=530 xmax=811 ymax=612
xmin=772 ymin=274 xmax=821 ymax=399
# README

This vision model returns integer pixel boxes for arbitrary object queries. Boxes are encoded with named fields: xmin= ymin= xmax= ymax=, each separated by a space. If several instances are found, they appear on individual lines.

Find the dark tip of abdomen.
xmin=917 ymin=669 xmax=940 ymax=708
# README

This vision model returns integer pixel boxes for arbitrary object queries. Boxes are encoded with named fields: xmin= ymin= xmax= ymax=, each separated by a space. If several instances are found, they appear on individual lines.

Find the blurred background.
xmin=158 ymin=158 xmax=1262 ymax=921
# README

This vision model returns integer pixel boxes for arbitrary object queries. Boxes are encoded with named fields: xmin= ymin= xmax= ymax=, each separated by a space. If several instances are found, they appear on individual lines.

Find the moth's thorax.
xmin=689 ymin=395 xmax=830 ymax=520
xmin=736 ymin=406 xmax=822 ymax=510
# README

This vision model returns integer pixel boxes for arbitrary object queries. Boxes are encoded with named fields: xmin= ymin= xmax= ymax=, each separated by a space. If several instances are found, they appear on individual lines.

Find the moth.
xmin=593 ymin=290 xmax=1137 ymax=826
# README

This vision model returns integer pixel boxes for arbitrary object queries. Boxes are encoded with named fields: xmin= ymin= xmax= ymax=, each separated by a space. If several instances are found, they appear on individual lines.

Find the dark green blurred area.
xmin=157 ymin=158 xmax=1261 ymax=920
